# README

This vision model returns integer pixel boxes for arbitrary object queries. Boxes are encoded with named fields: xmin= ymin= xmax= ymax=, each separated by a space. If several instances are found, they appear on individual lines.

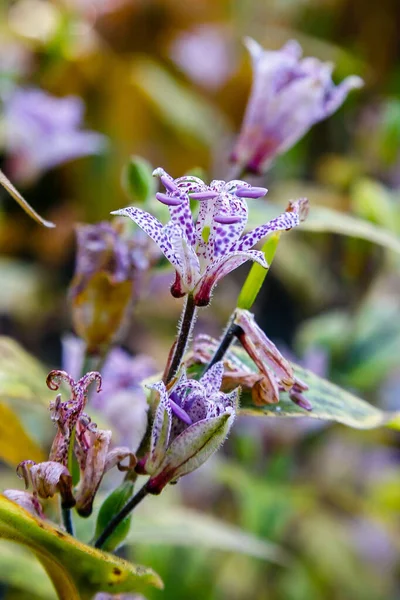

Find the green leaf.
xmin=229 ymin=345 xmax=400 ymax=429
xmin=247 ymin=201 xmax=400 ymax=253
xmin=0 ymin=541 xmax=56 ymax=599
xmin=237 ymin=233 xmax=280 ymax=310
xmin=128 ymin=497 xmax=287 ymax=564
xmin=0 ymin=169 xmax=55 ymax=228
xmin=188 ymin=343 xmax=400 ymax=430
xmin=121 ymin=156 xmax=155 ymax=204
xmin=95 ymin=482 xmax=134 ymax=552
xmin=0 ymin=495 xmax=163 ymax=599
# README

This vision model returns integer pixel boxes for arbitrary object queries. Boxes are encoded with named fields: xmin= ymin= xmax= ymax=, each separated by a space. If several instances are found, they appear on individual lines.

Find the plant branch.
xmin=204 ymin=313 xmax=242 ymax=373
xmin=61 ymin=505 xmax=74 ymax=536
xmin=164 ymin=294 xmax=197 ymax=384
xmin=94 ymin=483 xmax=149 ymax=549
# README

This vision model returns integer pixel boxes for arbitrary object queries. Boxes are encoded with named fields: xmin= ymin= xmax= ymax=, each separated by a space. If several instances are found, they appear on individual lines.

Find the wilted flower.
xmin=234 ymin=309 xmax=311 ymax=410
xmin=6 ymin=369 xmax=135 ymax=519
xmin=70 ymin=220 xmax=157 ymax=354
xmin=3 ymin=489 xmax=44 ymax=518
xmin=137 ymin=363 xmax=238 ymax=494
xmin=231 ymin=38 xmax=363 ymax=174
xmin=1 ymin=87 xmax=106 ymax=183
xmin=189 ymin=308 xmax=312 ymax=412
xmin=113 ymin=168 xmax=308 ymax=306
xmin=63 ymin=335 xmax=153 ymax=449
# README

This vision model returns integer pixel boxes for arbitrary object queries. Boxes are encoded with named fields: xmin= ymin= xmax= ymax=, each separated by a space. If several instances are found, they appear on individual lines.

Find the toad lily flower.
xmin=231 ymin=38 xmax=363 ymax=174
xmin=1 ymin=87 xmax=106 ymax=183
xmin=6 ymin=370 xmax=135 ymax=519
xmin=112 ymin=168 xmax=308 ymax=306
xmin=137 ymin=363 xmax=238 ymax=494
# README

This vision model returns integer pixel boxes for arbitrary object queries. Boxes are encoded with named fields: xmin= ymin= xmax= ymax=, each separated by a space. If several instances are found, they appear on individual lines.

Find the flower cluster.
xmin=113 ymin=168 xmax=308 ymax=306
xmin=5 ymin=370 xmax=135 ymax=518
xmin=231 ymin=38 xmax=363 ymax=174
xmin=136 ymin=363 xmax=238 ymax=494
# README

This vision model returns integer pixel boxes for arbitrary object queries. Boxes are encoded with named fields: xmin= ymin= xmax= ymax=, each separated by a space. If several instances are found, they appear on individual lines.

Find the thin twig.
xmin=61 ymin=505 xmax=74 ymax=536
xmin=204 ymin=314 xmax=242 ymax=373
xmin=94 ymin=484 xmax=149 ymax=549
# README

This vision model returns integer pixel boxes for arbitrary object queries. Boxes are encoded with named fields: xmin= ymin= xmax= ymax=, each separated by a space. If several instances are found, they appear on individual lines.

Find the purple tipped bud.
xmin=214 ymin=214 xmax=243 ymax=224
xmin=160 ymin=175 xmax=178 ymax=192
xmin=236 ymin=186 xmax=268 ymax=199
xmin=156 ymin=192 xmax=183 ymax=206
xmin=190 ymin=191 xmax=220 ymax=200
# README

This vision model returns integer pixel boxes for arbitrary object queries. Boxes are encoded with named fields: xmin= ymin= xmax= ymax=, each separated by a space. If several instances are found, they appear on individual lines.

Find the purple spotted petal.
xmin=208 ymin=195 xmax=248 ymax=259
xmin=147 ymin=381 xmax=171 ymax=469
xmin=164 ymin=223 xmax=201 ymax=290
xmin=184 ymin=393 xmax=209 ymax=423
xmin=199 ymin=362 xmax=224 ymax=395
xmin=234 ymin=199 xmax=308 ymax=253
xmin=194 ymin=249 xmax=268 ymax=306
xmin=112 ymin=206 xmax=183 ymax=272
xmin=167 ymin=198 xmax=197 ymax=246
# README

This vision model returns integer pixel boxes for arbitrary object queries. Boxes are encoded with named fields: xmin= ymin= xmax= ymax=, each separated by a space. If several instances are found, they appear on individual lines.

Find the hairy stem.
xmin=165 ymin=294 xmax=197 ymax=384
xmin=94 ymin=483 xmax=149 ymax=549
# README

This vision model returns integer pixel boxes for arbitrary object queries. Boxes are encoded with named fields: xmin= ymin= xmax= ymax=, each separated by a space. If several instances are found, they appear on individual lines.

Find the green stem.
xmin=94 ymin=483 xmax=149 ymax=549
xmin=61 ymin=505 xmax=74 ymax=536
xmin=165 ymin=294 xmax=197 ymax=384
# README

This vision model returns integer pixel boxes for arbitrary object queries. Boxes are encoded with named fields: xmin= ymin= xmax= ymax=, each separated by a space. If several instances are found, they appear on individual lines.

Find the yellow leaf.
xmin=0 ymin=336 xmax=52 ymax=407
xmin=0 ymin=495 xmax=163 ymax=600
xmin=0 ymin=401 xmax=45 ymax=466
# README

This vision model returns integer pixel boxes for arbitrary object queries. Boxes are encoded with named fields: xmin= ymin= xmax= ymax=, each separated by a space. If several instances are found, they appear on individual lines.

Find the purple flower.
xmin=2 ymin=87 xmax=106 ymax=182
xmin=231 ymin=38 xmax=363 ymax=174
xmin=113 ymin=168 xmax=308 ymax=306
xmin=138 ymin=363 xmax=238 ymax=494
xmin=70 ymin=220 xmax=158 ymax=354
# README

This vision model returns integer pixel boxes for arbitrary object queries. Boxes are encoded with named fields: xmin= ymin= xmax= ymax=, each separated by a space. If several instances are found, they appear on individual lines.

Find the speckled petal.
xmin=199 ymin=362 xmax=224 ymax=395
xmin=234 ymin=199 xmax=308 ymax=253
xmin=147 ymin=381 xmax=172 ymax=472
xmin=209 ymin=195 xmax=248 ymax=259
xmin=194 ymin=249 xmax=268 ymax=306
xmin=112 ymin=206 xmax=182 ymax=272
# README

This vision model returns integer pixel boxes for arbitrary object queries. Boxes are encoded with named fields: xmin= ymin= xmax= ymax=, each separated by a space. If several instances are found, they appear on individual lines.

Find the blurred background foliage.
xmin=0 ymin=0 xmax=400 ymax=598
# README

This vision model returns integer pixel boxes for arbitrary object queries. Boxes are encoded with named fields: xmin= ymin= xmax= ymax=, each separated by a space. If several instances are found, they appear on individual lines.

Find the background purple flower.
xmin=1 ymin=87 xmax=107 ymax=183
xmin=231 ymin=38 xmax=363 ymax=174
